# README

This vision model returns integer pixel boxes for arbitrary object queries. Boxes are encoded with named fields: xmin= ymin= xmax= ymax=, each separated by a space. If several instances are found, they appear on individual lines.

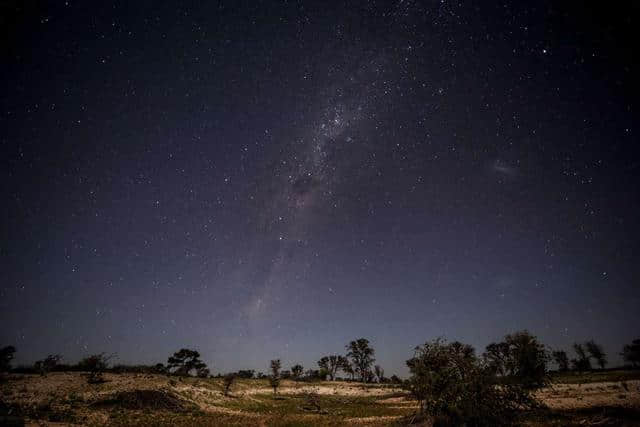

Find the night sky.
xmin=2 ymin=1 xmax=638 ymax=375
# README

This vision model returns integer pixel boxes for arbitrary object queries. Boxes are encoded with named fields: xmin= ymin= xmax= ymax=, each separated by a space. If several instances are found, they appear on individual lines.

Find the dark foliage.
xmin=35 ymin=354 xmax=62 ymax=376
xmin=269 ymin=359 xmax=281 ymax=394
xmin=78 ymin=353 xmax=113 ymax=384
xmin=406 ymin=338 xmax=540 ymax=426
xmin=621 ymin=339 xmax=640 ymax=368
xmin=552 ymin=350 xmax=570 ymax=371
xmin=0 ymin=346 xmax=16 ymax=372
xmin=167 ymin=349 xmax=207 ymax=377
xmin=571 ymin=343 xmax=592 ymax=371
xmin=483 ymin=330 xmax=549 ymax=389
xmin=291 ymin=364 xmax=304 ymax=380
xmin=346 ymin=338 xmax=375 ymax=382
xmin=585 ymin=340 xmax=607 ymax=369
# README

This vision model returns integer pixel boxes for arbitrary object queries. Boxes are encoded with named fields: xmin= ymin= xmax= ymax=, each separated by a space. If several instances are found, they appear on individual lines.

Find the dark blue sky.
xmin=1 ymin=1 xmax=638 ymax=376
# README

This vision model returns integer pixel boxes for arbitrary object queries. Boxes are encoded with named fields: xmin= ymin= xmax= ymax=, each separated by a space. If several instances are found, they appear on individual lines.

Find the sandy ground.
xmin=2 ymin=372 xmax=639 ymax=425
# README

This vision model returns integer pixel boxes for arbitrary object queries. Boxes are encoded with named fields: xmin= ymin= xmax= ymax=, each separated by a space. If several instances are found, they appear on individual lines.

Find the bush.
xmin=405 ymin=338 xmax=539 ymax=426
xmin=483 ymin=330 xmax=549 ymax=389
xmin=78 ymin=353 xmax=113 ymax=384
xmin=222 ymin=373 xmax=236 ymax=396
xmin=621 ymin=339 xmax=640 ymax=368
xmin=35 ymin=355 xmax=62 ymax=376
xmin=269 ymin=359 xmax=281 ymax=394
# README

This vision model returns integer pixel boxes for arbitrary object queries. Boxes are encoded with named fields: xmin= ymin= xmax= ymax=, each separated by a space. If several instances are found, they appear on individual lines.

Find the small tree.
xmin=0 ymin=346 xmax=16 ymax=372
xmin=167 ymin=349 xmax=207 ymax=376
xmin=341 ymin=361 xmax=355 ymax=380
xmin=222 ymin=373 xmax=236 ymax=396
xmin=552 ymin=350 xmax=569 ymax=371
xmin=585 ymin=340 xmax=607 ymax=369
xmin=196 ymin=366 xmax=210 ymax=378
xmin=374 ymin=365 xmax=385 ymax=383
xmin=269 ymin=359 xmax=281 ymax=394
xmin=291 ymin=364 xmax=304 ymax=380
xmin=317 ymin=355 xmax=348 ymax=381
xmin=35 ymin=354 xmax=62 ymax=376
xmin=571 ymin=343 xmax=592 ymax=371
xmin=621 ymin=339 xmax=640 ymax=368
xmin=346 ymin=338 xmax=375 ymax=382
xmin=390 ymin=374 xmax=402 ymax=384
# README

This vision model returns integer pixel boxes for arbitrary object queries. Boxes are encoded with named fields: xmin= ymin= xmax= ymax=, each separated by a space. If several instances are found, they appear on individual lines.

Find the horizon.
xmin=2 ymin=1 xmax=638 ymax=379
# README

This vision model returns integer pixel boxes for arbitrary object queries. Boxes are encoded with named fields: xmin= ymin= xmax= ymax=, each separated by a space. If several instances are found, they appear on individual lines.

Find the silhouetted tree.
xmin=571 ymin=343 xmax=592 ymax=371
xmin=152 ymin=363 xmax=167 ymax=374
xmin=35 ymin=354 xmax=62 ymax=376
xmin=79 ymin=353 xmax=113 ymax=384
xmin=374 ymin=365 xmax=385 ymax=383
xmin=222 ymin=373 xmax=236 ymax=396
xmin=585 ymin=340 xmax=607 ymax=369
xmin=341 ymin=361 xmax=355 ymax=380
xmin=483 ymin=330 xmax=549 ymax=389
xmin=167 ymin=349 xmax=207 ymax=376
xmin=406 ymin=338 xmax=538 ymax=426
xmin=346 ymin=338 xmax=375 ymax=382
xmin=269 ymin=359 xmax=281 ymax=394
xmin=236 ymin=369 xmax=255 ymax=379
xmin=291 ymin=364 xmax=304 ymax=380
xmin=0 ymin=346 xmax=16 ymax=372
xmin=317 ymin=355 xmax=348 ymax=381
xmin=552 ymin=350 xmax=569 ymax=371
xmin=390 ymin=374 xmax=402 ymax=384
xmin=621 ymin=339 xmax=640 ymax=368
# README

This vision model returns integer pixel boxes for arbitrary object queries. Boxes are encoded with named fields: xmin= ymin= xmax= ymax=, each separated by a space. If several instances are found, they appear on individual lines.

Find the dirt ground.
xmin=1 ymin=372 xmax=639 ymax=426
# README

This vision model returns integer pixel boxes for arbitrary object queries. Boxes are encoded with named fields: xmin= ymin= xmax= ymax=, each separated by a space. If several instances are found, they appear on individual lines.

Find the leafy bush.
xmin=35 ymin=354 xmax=62 ymax=376
xmin=78 ymin=353 xmax=113 ymax=384
xmin=405 ymin=338 xmax=539 ymax=426
xmin=269 ymin=359 xmax=281 ymax=394
xmin=222 ymin=373 xmax=236 ymax=396
xmin=483 ymin=330 xmax=549 ymax=389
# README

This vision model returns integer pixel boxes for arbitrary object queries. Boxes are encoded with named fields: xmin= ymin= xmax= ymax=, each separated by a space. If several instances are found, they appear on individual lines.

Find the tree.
xmin=167 ymin=349 xmax=207 ymax=377
xmin=571 ymin=343 xmax=592 ymax=371
xmin=585 ymin=340 xmax=607 ymax=369
xmin=0 ymin=346 xmax=16 ymax=372
xmin=552 ymin=350 xmax=569 ymax=371
xmin=291 ymin=364 xmax=304 ymax=380
xmin=35 ymin=354 xmax=62 ymax=376
xmin=341 ymin=361 xmax=355 ymax=380
xmin=390 ymin=374 xmax=402 ymax=384
xmin=317 ymin=355 xmax=348 ymax=381
xmin=196 ymin=366 xmax=210 ymax=378
xmin=346 ymin=338 xmax=375 ymax=382
xmin=269 ymin=359 xmax=281 ymax=394
xmin=406 ymin=338 xmax=538 ymax=426
xmin=236 ymin=369 xmax=255 ymax=379
xmin=621 ymin=339 xmax=640 ymax=368
xmin=483 ymin=330 xmax=549 ymax=389
xmin=222 ymin=373 xmax=236 ymax=396
xmin=374 ymin=365 xmax=385 ymax=383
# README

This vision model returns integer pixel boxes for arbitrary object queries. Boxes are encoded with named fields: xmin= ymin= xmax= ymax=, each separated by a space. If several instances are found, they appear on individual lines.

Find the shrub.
xmin=78 ymin=353 xmax=113 ymax=384
xmin=405 ymin=338 xmax=539 ymax=426
xmin=35 ymin=355 xmax=62 ymax=376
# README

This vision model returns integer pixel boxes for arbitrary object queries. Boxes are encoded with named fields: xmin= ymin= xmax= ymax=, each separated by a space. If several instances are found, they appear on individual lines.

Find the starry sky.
xmin=1 ymin=1 xmax=638 ymax=375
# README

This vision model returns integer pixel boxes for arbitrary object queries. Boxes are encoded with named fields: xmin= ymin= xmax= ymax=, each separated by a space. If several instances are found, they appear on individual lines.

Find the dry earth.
xmin=1 ymin=372 xmax=639 ymax=426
